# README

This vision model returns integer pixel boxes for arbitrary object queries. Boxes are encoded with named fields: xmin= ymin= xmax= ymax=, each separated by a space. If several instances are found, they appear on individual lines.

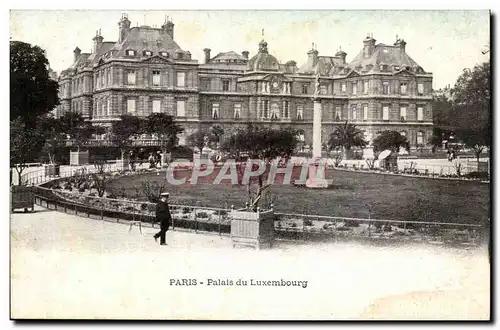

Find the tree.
xmin=327 ymin=121 xmax=367 ymax=159
xmin=221 ymin=124 xmax=298 ymax=211
xmin=39 ymin=114 xmax=65 ymax=164
xmin=187 ymin=129 xmax=207 ymax=154
xmin=209 ymin=125 xmax=225 ymax=148
xmin=10 ymin=118 xmax=46 ymax=184
xmin=143 ymin=113 xmax=184 ymax=162
xmin=372 ymin=131 xmax=410 ymax=153
xmin=110 ymin=115 xmax=144 ymax=160
xmin=59 ymin=112 xmax=105 ymax=151
xmin=10 ymin=41 xmax=59 ymax=127
xmin=432 ymin=95 xmax=454 ymax=129
xmin=451 ymin=61 xmax=490 ymax=147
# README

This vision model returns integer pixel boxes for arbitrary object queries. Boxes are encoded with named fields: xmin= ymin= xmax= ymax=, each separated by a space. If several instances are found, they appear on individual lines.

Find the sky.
xmin=9 ymin=10 xmax=490 ymax=89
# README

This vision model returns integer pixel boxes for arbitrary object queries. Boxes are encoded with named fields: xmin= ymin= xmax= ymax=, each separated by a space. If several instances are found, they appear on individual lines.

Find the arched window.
xmin=417 ymin=131 xmax=424 ymax=145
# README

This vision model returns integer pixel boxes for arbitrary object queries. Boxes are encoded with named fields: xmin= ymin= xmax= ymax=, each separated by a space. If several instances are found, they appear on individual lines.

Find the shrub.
xmin=464 ymin=171 xmax=489 ymax=180
xmin=344 ymin=220 xmax=360 ymax=227
xmin=197 ymin=212 xmax=209 ymax=218
xmin=182 ymin=207 xmax=191 ymax=214
xmin=303 ymin=219 xmax=313 ymax=226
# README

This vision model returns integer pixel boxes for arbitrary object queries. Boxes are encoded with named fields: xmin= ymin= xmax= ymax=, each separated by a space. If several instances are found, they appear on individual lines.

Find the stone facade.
xmin=54 ymin=14 xmax=433 ymax=148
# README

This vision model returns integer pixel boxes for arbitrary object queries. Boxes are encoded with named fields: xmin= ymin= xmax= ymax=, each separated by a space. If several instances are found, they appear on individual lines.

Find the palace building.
xmin=54 ymin=13 xmax=434 ymax=149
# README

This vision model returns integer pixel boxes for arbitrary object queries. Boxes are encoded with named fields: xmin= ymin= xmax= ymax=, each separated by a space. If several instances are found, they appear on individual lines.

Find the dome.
xmin=247 ymin=39 xmax=280 ymax=72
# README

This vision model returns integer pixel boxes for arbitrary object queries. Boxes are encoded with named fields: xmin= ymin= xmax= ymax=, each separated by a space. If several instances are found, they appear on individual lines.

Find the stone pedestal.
xmin=230 ymin=208 xmax=275 ymax=250
xmin=306 ymin=158 xmax=330 ymax=188
xmin=160 ymin=152 xmax=170 ymax=168
xmin=117 ymin=157 xmax=129 ymax=171
xmin=306 ymin=99 xmax=329 ymax=189
xmin=70 ymin=151 xmax=89 ymax=166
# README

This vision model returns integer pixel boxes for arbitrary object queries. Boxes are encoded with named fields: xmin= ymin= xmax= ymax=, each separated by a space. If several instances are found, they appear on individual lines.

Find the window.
xmin=297 ymin=105 xmax=303 ymax=120
xmin=394 ymin=66 xmax=400 ymax=71
xmin=100 ymin=70 xmax=105 ymax=86
xmin=177 ymin=72 xmax=185 ymax=87
xmin=212 ymin=103 xmax=220 ymax=119
xmin=176 ymin=100 xmax=185 ymax=117
xmin=152 ymin=100 xmax=161 ymax=113
xmin=363 ymin=81 xmax=369 ymax=94
xmin=320 ymin=85 xmax=327 ymax=95
xmin=101 ymin=101 xmax=105 ymax=117
xmin=152 ymin=70 xmax=161 ymax=86
xmin=301 ymin=84 xmax=308 ymax=94
xmin=400 ymin=106 xmax=407 ymax=121
xmin=351 ymin=105 xmax=357 ymax=120
xmin=222 ymin=80 xmax=230 ymax=92
xmin=341 ymin=83 xmax=346 ymax=93
xmin=143 ymin=50 xmax=152 ymax=56
xmin=160 ymin=51 xmax=169 ymax=57
xmin=270 ymin=103 xmax=279 ymax=119
xmin=352 ymin=82 xmax=357 ymax=95
xmin=417 ymin=106 xmax=424 ymax=121
xmin=297 ymin=131 xmax=305 ymax=142
xmin=262 ymin=82 xmax=270 ymax=93
xmin=107 ymin=69 xmax=111 ymax=86
xmin=417 ymin=83 xmax=424 ymax=95
xmin=261 ymin=100 xmax=269 ymax=118
xmin=127 ymin=71 xmax=136 ymax=85
xmin=382 ymin=81 xmax=389 ymax=94
xmin=283 ymin=101 xmax=290 ymax=119
xmin=127 ymin=99 xmax=136 ymax=114
xmin=234 ymin=103 xmax=241 ymax=119
xmin=382 ymin=105 xmax=389 ymax=120
xmin=283 ymin=82 xmax=291 ymax=94
xmin=400 ymin=82 xmax=407 ymax=95
xmin=335 ymin=106 xmax=341 ymax=121
xmin=126 ymin=50 xmax=135 ymax=56
xmin=363 ymin=104 xmax=368 ymax=120
xmin=107 ymin=99 xmax=111 ymax=116
xmin=417 ymin=131 xmax=424 ymax=145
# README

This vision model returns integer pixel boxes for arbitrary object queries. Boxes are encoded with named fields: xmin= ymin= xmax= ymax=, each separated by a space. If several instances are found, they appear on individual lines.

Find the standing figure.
xmin=148 ymin=152 xmax=155 ymax=168
xmin=156 ymin=151 xmax=162 ymax=167
xmin=154 ymin=192 xmax=172 ymax=245
xmin=314 ymin=72 xmax=321 ymax=98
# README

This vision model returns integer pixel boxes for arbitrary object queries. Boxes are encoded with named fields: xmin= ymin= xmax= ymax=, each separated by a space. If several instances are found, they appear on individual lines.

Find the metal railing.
xmin=17 ymin=162 xmax=489 ymax=247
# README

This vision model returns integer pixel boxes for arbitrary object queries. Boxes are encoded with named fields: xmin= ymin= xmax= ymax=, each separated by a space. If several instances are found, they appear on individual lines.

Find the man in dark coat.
xmin=154 ymin=192 xmax=172 ymax=245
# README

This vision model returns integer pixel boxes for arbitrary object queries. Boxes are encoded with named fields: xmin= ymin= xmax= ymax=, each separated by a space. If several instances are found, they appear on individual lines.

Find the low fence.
xmin=31 ymin=184 xmax=488 ymax=247
xmin=14 ymin=162 xmax=489 ymax=247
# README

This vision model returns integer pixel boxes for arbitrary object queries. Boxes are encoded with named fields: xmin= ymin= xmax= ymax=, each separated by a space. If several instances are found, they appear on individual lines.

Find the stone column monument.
xmin=306 ymin=72 xmax=329 ymax=188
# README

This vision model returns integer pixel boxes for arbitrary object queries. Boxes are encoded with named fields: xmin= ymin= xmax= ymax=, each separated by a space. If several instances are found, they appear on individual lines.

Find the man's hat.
xmin=160 ymin=192 xmax=170 ymax=197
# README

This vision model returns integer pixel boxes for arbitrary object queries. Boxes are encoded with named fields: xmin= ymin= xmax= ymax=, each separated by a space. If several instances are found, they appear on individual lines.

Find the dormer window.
xmin=160 ymin=51 xmax=169 ymax=57
xmin=126 ymin=50 xmax=136 ymax=56
xmin=143 ymin=50 xmax=152 ymax=57
xmin=394 ymin=65 xmax=400 ymax=71
xmin=177 ymin=53 xmax=184 ymax=60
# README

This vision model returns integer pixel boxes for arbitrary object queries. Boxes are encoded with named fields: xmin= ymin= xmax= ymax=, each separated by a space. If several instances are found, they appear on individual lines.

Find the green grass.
xmin=107 ymin=169 xmax=490 ymax=225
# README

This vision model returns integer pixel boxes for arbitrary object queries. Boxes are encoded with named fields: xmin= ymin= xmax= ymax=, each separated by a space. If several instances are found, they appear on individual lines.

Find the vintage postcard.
xmin=9 ymin=9 xmax=491 ymax=320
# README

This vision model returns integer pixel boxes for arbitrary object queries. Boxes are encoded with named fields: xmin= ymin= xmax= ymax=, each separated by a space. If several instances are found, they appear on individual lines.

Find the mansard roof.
xmin=346 ymin=43 xmax=425 ymax=74
xmin=210 ymin=51 xmax=247 ymax=63
xmin=110 ymin=26 xmax=187 ymax=59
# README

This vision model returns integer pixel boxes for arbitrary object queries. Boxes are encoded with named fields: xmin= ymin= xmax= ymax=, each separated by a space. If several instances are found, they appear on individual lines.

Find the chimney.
xmin=335 ymin=47 xmax=347 ymax=64
xmin=242 ymin=51 xmax=249 ymax=59
xmin=307 ymin=44 xmax=319 ymax=65
xmin=161 ymin=16 xmax=175 ymax=39
xmin=394 ymin=38 xmax=407 ymax=53
xmin=118 ymin=13 xmax=131 ymax=43
xmin=203 ymin=48 xmax=211 ymax=63
xmin=363 ymin=34 xmax=376 ymax=58
xmin=73 ymin=46 xmax=81 ymax=62
xmin=92 ymin=29 xmax=104 ymax=54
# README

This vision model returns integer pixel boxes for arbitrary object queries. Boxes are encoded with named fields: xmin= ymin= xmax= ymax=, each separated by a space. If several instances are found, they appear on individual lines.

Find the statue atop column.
xmin=313 ymin=72 xmax=321 ymax=99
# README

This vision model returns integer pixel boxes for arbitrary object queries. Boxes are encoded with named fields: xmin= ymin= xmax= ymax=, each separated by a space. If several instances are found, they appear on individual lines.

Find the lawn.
xmin=107 ymin=168 xmax=490 ymax=225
